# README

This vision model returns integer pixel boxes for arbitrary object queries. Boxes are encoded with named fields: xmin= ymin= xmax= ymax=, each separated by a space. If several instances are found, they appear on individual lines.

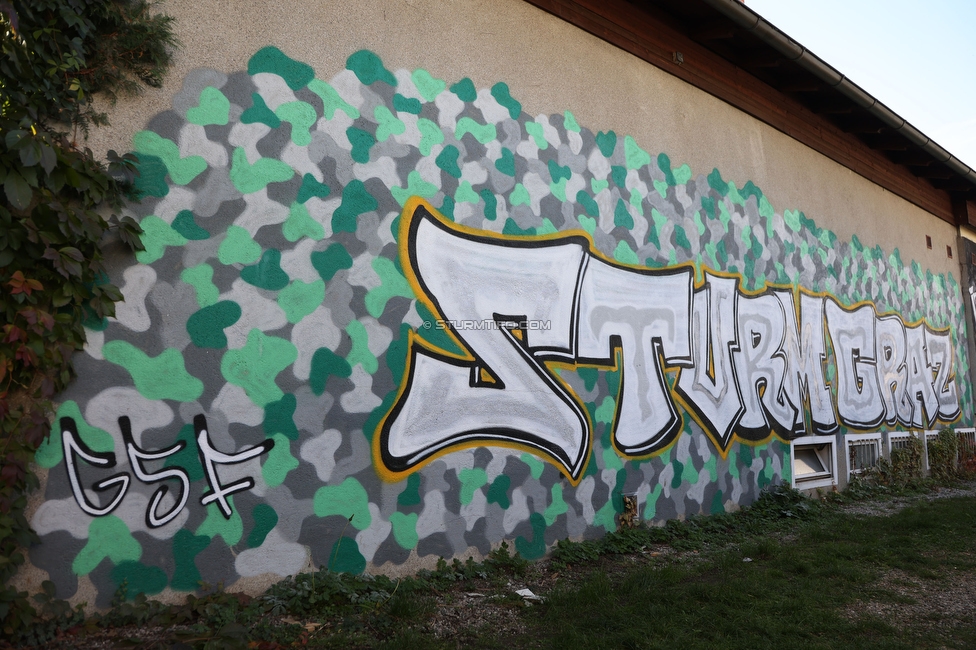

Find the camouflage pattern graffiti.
xmin=27 ymin=47 xmax=970 ymax=606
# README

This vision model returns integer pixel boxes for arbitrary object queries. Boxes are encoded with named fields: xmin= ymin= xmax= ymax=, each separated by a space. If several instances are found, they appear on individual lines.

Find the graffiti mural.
xmin=25 ymin=46 xmax=969 ymax=606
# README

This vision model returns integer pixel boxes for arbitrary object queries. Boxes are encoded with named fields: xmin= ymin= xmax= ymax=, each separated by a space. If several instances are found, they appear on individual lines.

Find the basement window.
xmin=791 ymin=436 xmax=837 ymax=490
xmin=845 ymin=433 xmax=882 ymax=479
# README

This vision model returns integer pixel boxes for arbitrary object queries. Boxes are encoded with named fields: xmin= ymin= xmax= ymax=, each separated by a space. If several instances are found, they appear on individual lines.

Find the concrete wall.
xmin=17 ymin=0 xmax=970 ymax=607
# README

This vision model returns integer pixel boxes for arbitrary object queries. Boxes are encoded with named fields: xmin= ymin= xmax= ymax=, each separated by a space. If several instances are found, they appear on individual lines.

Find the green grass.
xmin=526 ymin=497 xmax=976 ymax=650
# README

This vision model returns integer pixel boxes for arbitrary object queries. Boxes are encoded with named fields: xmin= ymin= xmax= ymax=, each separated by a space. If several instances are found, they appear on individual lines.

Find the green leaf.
xmin=39 ymin=144 xmax=56 ymax=174
xmin=3 ymin=173 xmax=32 ymax=210
xmin=19 ymin=142 xmax=41 ymax=167
xmin=4 ymin=130 xmax=28 ymax=150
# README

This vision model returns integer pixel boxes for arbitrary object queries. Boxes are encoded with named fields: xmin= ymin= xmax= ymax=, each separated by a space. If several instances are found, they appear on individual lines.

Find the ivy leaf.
xmin=39 ymin=144 xmax=57 ymax=174
xmin=3 ymin=172 xmax=32 ymax=210
xmin=19 ymin=141 xmax=42 ymax=167
xmin=4 ymin=129 xmax=28 ymax=150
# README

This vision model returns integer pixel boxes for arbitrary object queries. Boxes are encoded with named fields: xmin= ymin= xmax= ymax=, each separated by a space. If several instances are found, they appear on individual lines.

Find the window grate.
xmin=848 ymin=438 xmax=880 ymax=476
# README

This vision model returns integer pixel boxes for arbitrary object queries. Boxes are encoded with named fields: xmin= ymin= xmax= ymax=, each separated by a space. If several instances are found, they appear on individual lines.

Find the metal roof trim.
xmin=699 ymin=0 xmax=974 ymax=191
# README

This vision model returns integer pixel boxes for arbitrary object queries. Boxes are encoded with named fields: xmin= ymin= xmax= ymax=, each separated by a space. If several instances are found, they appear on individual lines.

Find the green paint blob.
xmin=313 ymin=477 xmax=371 ymax=530
xmin=510 ymin=183 xmax=530 ymax=207
xmin=436 ymin=145 xmax=462 ymax=178
xmin=132 ymin=153 xmax=168 ymax=198
xmin=73 ymin=516 xmax=141 ymax=575
xmin=390 ymin=512 xmax=419 ymax=549
xmin=653 ymin=179 xmax=668 ymax=199
xmin=103 ymin=341 xmax=203 ymax=401
xmin=327 ymin=537 xmax=367 ymax=574
xmin=417 ymin=118 xmax=444 ymax=156
xmin=577 ymin=215 xmax=596 ymax=234
xmin=186 ymin=301 xmax=242 ymax=348
xmin=345 ymin=319 xmax=377 ymax=373
xmin=283 ymin=201 xmax=324 ymax=242
xmin=278 ymin=279 xmax=325 ymax=323
xmin=594 ymin=396 xmax=616 ymax=424
xmin=347 ymin=50 xmax=396 ymax=86
xmin=592 ymin=178 xmax=609 ymax=194
xmin=563 ymin=111 xmax=580 ymax=132
xmin=136 ymin=215 xmax=188 ymax=264
xmin=221 ymin=330 xmax=298 ymax=407
xmin=240 ymin=249 xmax=289 ymax=290
xmin=576 ymin=191 xmax=598 ymax=218
xmin=263 ymin=394 xmax=299 ymax=440
xmin=455 ymin=180 xmax=480 ymax=204
xmin=614 ymin=199 xmax=634 ymax=229
xmin=171 ymin=529 xmax=209 ymax=591
xmin=187 ymin=86 xmax=230 ymax=126
xmin=393 ymin=93 xmax=422 ymax=114
xmin=450 ymin=77 xmax=477 ymax=101
xmin=459 ymin=468 xmax=488 ymax=505
xmin=479 ymin=187 xmax=498 ymax=221
xmin=391 ymin=170 xmax=437 ymax=206
xmin=673 ymin=225 xmax=691 ymax=251
xmin=613 ymin=241 xmax=639 ymax=265
xmin=397 ymin=473 xmax=422 ymax=506
xmin=593 ymin=499 xmax=618 ymax=533
xmin=710 ymin=490 xmax=725 ymax=515
xmin=548 ymin=159 xmax=571 ymax=183
xmin=308 ymin=79 xmax=360 ymax=120
xmin=230 ymin=147 xmax=294 ymax=193
xmin=707 ymin=168 xmax=729 ymax=196
xmin=657 ymin=152 xmax=676 ymax=186
xmin=543 ymin=484 xmax=568 ymax=525
xmin=550 ymin=178 xmax=567 ymax=201
xmin=248 ymin=46 xmax=315 ymax=90
xmin=603 ymin=446 xmax=623 ymax=471
xmin=133 ymin=131 xmax=206 ymax=185
xmin=456 ymin=117 xmax=496 ymax=144
xmin=515 ymin=512 xmax=547 ymax=560
xmin=624 ymin=135 xmax=651 ymax=170
xmin=241 ymin=92 xmax=281 ymax=128
xmin=486 ymin=475 xmax=511 ymax=509
xmin=248 ymin=504 xmax=279 ymax=549
xmin=365 ymin=257 xmax=414 ymax=318
xmin=577 ymin=367 xmax=599 ymax=391
xmin=524 ymin=121 xmax=547 ymax=150
xmin=263 ymin=433 xmax=298 ymax=487
xmin=310 ymin=347 xmax=352 ymax=395
xmin=171 ymin=210 xmax=209 ymax=240
xmin=412 ymin=69 xmax=446 ymax=102
xmin=111 ymin=562 xmax=167 ymax=598
xmin=491 ymin=82 xmax=521 ymax=119
xmin=503 ymin=218 xmax=534 ymax=236
xmin=595 ymin=130 xmax=617 ymax=158
xmin=197 ymin=496 xmax=243 ymax=545
xmin=610 ymin=165 xmax=627 ymax=189
xmin=218 ymin=226 xmax=262 ymax=265
xmin=333 ymin=179 xmax=379 ymax=232
xmin=643 ymin=484 xmax=663 ymax=520
xmin=310 ymin=243 xmax=353 ymax=283
xmin=495 ymin=147 xmax=515 ymax=176
xmin=374 ymin=105 xmax=405 ymax=142
xmin=521 ymin=453 xmax=545 ymax=480
xmin=276 ymin=101 xmax=318 ymax=146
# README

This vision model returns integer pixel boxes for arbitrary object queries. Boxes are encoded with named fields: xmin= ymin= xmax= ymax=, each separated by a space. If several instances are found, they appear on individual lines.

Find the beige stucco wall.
xmin=86 ymin=0 xmax=960 ymax=281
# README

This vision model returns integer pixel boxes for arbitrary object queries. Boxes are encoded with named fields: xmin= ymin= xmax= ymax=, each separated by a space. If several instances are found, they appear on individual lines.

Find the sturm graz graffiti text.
xmin=377 ymin=199 xmax=960 ymax=482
